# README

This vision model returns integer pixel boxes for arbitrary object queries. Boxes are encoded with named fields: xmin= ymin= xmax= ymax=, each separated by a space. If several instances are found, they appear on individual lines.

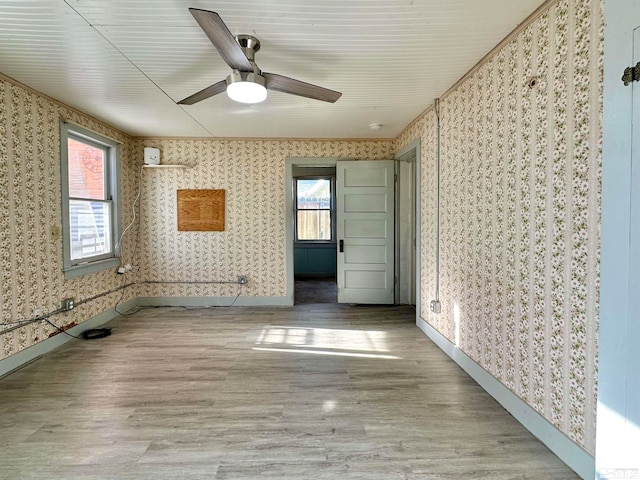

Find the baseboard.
xmin=136 ymin=296 xmax=293 ymax=307
xmin=0 ymin=298 xmax=138 ymax=379
xmin=416 ymin=316 xmax=594 ymax=480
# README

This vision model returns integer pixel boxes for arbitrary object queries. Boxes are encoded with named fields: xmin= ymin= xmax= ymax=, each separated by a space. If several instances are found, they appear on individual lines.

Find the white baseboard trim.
xmin=136 ymin=296 xmax=293 ymax=307
xmin=416 ymin=316 xmax=594 ymax=480
xmin=0 ymin=298 xmax=138 ymax=379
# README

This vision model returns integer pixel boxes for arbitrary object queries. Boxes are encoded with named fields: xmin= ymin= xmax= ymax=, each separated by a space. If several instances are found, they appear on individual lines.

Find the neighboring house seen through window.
xmin=60 ymin=122 xmax=120 ymax=278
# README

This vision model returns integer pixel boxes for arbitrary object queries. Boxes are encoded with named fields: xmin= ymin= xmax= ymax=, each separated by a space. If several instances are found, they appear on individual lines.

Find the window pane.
xmin=297 ymin=210 xmax=331 ymax=240
xmin=297 ymin=179 xmax=331 ymax=209
xmin=68 ymin=138 xmax=106 ymax=199
xmin=69 ymin=200 xmax=111 ymax=260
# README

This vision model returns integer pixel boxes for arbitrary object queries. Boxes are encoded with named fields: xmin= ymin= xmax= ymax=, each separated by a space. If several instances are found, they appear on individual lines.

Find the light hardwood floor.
xmin=0 ymin=304 xmax=578 ymax=479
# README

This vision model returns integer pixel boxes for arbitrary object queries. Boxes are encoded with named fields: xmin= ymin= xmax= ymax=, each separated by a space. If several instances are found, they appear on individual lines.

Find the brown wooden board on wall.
xmin=177 ymin=189 xmax=225 ymax=231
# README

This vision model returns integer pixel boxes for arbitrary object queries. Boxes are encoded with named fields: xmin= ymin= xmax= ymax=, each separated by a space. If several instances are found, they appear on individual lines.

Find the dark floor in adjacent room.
xmin=294 ymin=276 xmax=337 ymax=304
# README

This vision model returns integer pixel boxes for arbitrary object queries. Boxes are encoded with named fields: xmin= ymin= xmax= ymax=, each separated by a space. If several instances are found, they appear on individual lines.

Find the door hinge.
xmin=394 ymin=174 xmax=398 ymax=183
xmin=622 ymin=62 xmax=640 ymax=86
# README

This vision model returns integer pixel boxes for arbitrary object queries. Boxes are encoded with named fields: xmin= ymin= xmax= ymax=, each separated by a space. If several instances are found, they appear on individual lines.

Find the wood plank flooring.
xmin=0 ymin=304 xmax=578 ymax=479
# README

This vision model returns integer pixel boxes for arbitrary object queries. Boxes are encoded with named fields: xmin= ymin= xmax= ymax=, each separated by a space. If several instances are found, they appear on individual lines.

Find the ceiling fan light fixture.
xmin=226 ymin=71 xmax=267 ymax=104
xmin=177 ymin=10 xmax=342 ymax=106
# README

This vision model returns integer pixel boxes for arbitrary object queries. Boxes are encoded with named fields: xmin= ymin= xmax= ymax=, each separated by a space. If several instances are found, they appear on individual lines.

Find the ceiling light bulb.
xmin=369 ymin=123 xmax=382 ymax=131
xmin=227 ymin=81 xmax=267 ymax=104
xmin=226 ymin=72 xmax=267 ymax=104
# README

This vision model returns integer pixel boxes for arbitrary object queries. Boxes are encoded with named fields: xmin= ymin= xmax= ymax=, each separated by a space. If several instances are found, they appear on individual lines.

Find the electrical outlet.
xmin=61 ymin=298 xmax=75 ymax=311
xmin=430 ymin=300 xmax=441 ymax=314
xmin=238 ymin=275 xmax=248 ymax=285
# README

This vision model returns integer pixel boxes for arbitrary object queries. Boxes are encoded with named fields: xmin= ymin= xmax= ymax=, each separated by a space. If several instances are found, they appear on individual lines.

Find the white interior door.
xmin=337 ymin=160 xmax=395 ymax=304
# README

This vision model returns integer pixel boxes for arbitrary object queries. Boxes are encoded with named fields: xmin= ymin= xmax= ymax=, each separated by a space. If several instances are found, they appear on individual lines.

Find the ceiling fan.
xmin=178 ymin=8 xmax=342 ymax=106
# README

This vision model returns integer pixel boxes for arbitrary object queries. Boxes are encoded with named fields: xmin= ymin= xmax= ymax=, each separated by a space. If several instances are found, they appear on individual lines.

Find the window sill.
xmin=63 ymin=257 xmax=120 ymax=280
xmin=294 ymin=242 xmax=336 ymax=248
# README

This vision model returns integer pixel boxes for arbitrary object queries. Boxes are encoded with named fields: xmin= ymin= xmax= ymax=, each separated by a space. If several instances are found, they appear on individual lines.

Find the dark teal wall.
xmin=294 ymin=245 xmax=336 ymax=275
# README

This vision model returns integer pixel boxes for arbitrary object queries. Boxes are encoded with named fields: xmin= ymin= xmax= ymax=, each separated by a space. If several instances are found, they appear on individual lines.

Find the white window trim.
xmin=60 ymin=121 xmax=121 ymax=279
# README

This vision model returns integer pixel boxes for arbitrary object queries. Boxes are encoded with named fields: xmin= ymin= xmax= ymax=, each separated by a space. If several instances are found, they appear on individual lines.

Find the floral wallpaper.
xmin=396 ymin=0 xmax=602 ymax=454
xmin=131 ymin=138 xmax=394 ymax=299
xmin=0 ymin=75 xmax=139 ymax=361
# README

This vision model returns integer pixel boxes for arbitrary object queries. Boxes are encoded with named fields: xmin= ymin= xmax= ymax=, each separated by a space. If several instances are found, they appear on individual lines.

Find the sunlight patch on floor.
xmin=253 ymin=325 xmax=399 ymax=359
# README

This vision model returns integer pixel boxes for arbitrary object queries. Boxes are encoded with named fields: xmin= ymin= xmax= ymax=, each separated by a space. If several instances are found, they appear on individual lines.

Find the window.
xmin=295 ymin=177 xmax=334 ymax=242
xmin=60 ymin=122 xmax=120 ymax=278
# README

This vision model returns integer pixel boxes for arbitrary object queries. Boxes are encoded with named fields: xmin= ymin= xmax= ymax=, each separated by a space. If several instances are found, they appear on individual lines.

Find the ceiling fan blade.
xmin=177 ymin=80 xmax=227 ymax=105
xmin=263 ymin=73 xmax=342 ymax=103
xmin=189 ymin=8 xmax=253 ymax=72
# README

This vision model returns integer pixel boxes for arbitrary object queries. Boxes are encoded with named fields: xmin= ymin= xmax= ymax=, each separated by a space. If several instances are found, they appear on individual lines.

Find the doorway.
xmin=292 ymin=165 xmax=337 ymax=304
xmin=285 ymin=152 xmax=420 ymax=307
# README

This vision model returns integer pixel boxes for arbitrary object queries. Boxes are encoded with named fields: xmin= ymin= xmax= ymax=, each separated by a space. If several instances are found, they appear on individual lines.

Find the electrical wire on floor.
xmin=42 ymin=318 xmax=83 ymax=339
xmin=81 ymin=328 xmax=112 ymax=339
xmin=43 ymin=318 xmax=112 ymax=340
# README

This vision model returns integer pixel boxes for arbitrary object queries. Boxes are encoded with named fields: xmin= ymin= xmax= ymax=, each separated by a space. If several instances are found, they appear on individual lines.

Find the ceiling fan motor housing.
xmin=235 ymin=35 xmax=261 ymax=62
xmin=226 ymin=70 xmax=266 ymax=89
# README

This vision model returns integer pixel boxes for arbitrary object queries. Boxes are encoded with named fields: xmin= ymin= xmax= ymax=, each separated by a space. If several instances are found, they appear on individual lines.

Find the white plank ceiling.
xmin=0 ymin=0 xmax=545 ymax=138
